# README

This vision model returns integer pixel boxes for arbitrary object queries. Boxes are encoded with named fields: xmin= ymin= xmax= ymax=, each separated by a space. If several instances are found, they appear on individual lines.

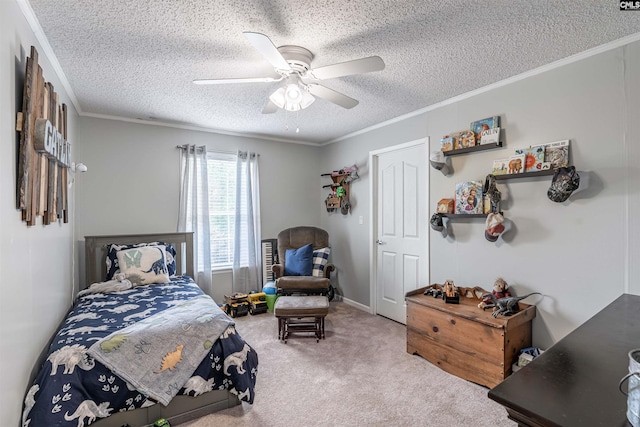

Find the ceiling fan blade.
xmin=307 ymin=84 xmax=359 ymax=109
xmin=262 ymin=100 xmax=279 ymax=114
xmin=308 ymin=56 xmax=385 ymax=80
xmin=243 ymin=32 xmax=292 ymax=72
xmin=193 ymin=76 xmax=282 ymax=85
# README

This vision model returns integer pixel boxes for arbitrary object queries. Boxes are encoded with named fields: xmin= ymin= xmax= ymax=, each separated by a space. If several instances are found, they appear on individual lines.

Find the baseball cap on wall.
xmin=429 ymin=151 xmax=446 ymax=170
xmin=485 ymin=212 xmax=505 ymax=242
xmin=430 ymin=213 xmax=444 ymax=232
xmin=547 ymin=166 xmax=580 ymax=203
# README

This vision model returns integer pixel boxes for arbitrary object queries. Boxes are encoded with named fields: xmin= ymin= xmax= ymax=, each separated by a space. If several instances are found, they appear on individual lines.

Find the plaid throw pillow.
xmin=312 ymin=247 xmax=330 ymax=277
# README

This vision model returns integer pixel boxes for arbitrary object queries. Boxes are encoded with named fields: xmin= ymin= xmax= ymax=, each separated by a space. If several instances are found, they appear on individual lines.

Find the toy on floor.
xmin=247 ymin=292 xmax=268 ymax=315
xmin=153 ymin=418 xmax=170 ymax=427
xmin=223 ymin=293 xmax=249 ymax=318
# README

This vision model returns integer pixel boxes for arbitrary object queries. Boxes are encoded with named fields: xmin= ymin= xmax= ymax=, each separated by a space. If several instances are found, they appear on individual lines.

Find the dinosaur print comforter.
xmin=22 ymin=277 xmax=258 ymax=427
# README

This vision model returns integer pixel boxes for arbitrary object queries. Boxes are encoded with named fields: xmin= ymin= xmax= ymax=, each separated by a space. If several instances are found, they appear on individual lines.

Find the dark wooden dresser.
xmin=406 ymin=287 xmax=536 ymax=388
xmin=489 ymin=293 xmax=640 ymax=427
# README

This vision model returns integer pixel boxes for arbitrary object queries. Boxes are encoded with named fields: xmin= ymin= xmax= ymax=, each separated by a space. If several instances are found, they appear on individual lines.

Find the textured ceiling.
xmin=24 ymin=0 xmax=640 ymax=144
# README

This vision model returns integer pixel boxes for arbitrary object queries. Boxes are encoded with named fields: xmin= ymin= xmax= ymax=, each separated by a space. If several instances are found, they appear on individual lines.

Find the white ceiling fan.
xmin=194 ymin=32 xmax=385 ymax=114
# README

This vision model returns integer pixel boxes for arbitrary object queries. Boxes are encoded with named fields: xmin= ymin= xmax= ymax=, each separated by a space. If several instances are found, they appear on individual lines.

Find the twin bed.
xmin=23 ymin=232 xmax=258 ymax=427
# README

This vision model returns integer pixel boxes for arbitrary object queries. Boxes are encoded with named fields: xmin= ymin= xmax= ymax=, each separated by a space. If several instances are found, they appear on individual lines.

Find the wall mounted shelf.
xmin=443 ymin=142 xmax=503 ymax=156
xmin=322 ymin=170 xmax=358 ymax=215
xmin=441 ymin=212 xmax=503 ymax=219
xmin=494 ymin=169 xmax=555 ymax=181
xmin=441 ymin=214 xmax=488 ymax=219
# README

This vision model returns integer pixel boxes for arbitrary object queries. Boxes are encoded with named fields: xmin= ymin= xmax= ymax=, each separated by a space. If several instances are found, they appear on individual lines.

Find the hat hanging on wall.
xmin=547 ymin=166 xmax=580 ymax=203
xmin=429 ymin=150 xmax=451 ymax=175
xmin=430 ymin=213 xmax=444 ymax=232
xmin=485 ymin=212 xmax=505 ymax=242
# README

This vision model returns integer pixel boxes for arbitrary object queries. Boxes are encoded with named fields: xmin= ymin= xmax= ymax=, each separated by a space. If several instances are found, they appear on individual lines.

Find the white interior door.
xmin=374 ymin=141 xmax=428 ymax=324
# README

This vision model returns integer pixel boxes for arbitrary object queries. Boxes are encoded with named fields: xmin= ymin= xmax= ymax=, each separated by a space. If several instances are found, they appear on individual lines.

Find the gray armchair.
xmin=272 ymin=226 xmax=335 ymax=300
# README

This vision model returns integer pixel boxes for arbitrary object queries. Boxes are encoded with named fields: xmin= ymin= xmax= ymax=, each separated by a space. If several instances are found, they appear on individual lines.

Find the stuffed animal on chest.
xmin=478 ymin=278 xmax=511 ymax=309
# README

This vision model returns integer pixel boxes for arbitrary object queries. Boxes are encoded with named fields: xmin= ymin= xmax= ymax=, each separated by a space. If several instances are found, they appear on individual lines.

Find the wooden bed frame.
xmin=83 ymin=232 xmax=241 ymax=427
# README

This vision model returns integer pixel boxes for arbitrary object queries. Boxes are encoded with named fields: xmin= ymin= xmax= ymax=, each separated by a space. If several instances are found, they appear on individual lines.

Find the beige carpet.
xmin=179 ymin=301 xmax=515 ymax=427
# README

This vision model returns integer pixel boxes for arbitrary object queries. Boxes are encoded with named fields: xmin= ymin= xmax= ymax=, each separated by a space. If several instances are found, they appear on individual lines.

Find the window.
xmin=207 ymin=152 xmax=237 ymax=268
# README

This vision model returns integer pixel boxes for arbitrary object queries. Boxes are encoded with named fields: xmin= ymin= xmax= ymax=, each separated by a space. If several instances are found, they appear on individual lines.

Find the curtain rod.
xmin=175 ymin=145 xmax=258 ymax=156
xmin=175 ymin=145 xmax=234 ymax=155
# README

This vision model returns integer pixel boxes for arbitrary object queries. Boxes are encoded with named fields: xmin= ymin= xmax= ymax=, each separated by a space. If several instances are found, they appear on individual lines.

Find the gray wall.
xmin=75 ymin=117 xmax=323 ymax=300
xmin=75 ymin=40 xmax=640 ymax=351
xmin=0 ymin=2 xmax=79 ymax=426
xmin=321 ymin=41 xmax=640 ymax=350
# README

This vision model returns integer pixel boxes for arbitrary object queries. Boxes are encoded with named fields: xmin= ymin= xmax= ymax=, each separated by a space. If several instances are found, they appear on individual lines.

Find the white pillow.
xmin=116 ymin=246 xmax=170 ymax=286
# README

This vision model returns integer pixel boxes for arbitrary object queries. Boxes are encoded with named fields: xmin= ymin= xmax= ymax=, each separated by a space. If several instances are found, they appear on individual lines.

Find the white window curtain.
xmin=233 ymin=150 xmax=261 ymax=294
xmin=177 ymin=144 xmax=213 ymax=296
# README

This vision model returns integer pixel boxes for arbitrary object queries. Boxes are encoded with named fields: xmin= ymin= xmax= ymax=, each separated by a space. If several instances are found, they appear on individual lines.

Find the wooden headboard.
xmin=84 ymin=232 xmax=194 ymax=288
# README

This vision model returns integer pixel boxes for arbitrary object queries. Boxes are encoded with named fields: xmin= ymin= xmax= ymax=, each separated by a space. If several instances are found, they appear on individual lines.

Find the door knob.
xmin=376 ymin=240 xmax=385 ymax=245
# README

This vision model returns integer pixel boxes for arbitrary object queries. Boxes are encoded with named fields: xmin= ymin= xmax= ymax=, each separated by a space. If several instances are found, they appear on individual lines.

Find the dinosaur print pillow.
xmin=105 ymin=242 xmax=177 ymax=280
xmin=116 ymin=246 xmax=170 ymax=286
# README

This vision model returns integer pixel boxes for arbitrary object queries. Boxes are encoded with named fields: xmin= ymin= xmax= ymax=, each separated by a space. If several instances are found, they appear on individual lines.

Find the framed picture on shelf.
xmin=451 ymin=130 xmax=476 ymax=150
xmin=440 ymin=136 xmax=454 ymax=152
xmin=455 ymin=181 xmax=483 ymax=214
xmin=480 ymin=127 xmax=500 ymax=145
xmin=544 ymin=139 xmax=570 ymax=168
xmin=507 ymin=154 xmax=525 ymax=174
xmin=515 ymin=145 xmax=546 ymax=172
xmin=470 ymin=116 xmax=500 ymax=143
xmin=492 ymin=158 xmax=509 ymax=175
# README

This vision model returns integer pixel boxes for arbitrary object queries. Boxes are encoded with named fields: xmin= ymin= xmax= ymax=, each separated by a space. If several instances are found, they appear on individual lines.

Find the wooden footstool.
xmin=274 ymin=295 xmax=329 ymax=343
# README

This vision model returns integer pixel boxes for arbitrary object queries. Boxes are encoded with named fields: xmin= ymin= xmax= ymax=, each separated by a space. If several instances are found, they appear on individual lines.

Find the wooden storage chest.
xmin=406 ymin=286 xmax=536 ymax=388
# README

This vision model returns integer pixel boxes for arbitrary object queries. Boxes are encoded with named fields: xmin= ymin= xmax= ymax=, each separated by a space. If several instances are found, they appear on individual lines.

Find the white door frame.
xmin=368 ymin=138 xmax=429 ymax=314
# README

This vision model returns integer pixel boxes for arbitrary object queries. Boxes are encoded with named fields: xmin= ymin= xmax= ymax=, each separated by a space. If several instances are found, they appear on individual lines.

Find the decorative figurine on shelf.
xmin=442 ymin=279 xmax=460 ymax=304
xmin=478 ymin=278 xmax=511 ymax=309
xmin=436 ymin=198 xmax=455 ymax=214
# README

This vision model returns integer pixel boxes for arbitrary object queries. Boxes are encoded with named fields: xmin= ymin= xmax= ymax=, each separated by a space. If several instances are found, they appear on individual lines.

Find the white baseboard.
xmin=337 ymin=296 xmax=373 ymax=314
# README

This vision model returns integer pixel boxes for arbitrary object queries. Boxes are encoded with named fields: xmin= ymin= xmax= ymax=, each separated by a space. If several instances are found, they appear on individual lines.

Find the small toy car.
xmin=423 ymin=287 xmax=442 ymax=298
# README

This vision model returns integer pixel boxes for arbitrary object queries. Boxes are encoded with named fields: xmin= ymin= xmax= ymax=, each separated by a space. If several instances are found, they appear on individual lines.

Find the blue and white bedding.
xmin=23 ymin=277 xmax=258 ymax=427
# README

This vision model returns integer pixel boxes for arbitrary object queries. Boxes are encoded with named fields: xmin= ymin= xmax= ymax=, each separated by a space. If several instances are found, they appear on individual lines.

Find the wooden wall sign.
xmin=16 ymin=46 xmax=69 ymax=226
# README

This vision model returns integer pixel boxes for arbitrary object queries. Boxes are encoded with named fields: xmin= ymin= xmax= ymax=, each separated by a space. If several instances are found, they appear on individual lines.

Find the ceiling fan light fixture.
xmin=285 ymin=84 xmax=302 ymax=102
xmin=269 ymin=84 xmax=315 ymax=112
xmin=299 ymin=90 xmax=315 ymax=109
xmin=269 ymin=87 xmax=286 ymax=109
